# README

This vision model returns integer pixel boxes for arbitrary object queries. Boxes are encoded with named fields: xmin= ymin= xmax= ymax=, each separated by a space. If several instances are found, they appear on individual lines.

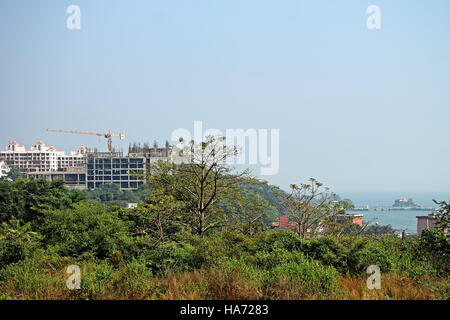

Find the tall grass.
xmin=0 ymin=230 xmax=448 ymax=300
xmin=0 ymin=253 xmax=447 ymax=300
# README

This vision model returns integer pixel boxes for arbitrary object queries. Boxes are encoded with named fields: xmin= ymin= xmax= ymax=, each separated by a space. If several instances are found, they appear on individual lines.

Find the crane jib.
xmin=46 ymin=128 xmax=124 ymax=153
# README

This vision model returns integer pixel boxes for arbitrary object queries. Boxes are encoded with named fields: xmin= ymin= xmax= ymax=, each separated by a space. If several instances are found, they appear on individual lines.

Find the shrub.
xmin=272 ymin=260 xmax=341 ymax=297
xmin=346 ymin=237 xmax=395 ymax=274
xmin=0 ymin=249 xmax=74 ymax=299
xmin=417 ymin=229 xmax=450 ymax=276
xmin=140 ymin=242 xmax=196 ymax=275
xmin=249 ymin=230 xmax=303 ymax=253
xmin=39 ymin=202 xmax=132 ymax=259
xmin=0 ymin=221 xmax=42 ymax=269
xmin=79 ymin=262 xmax=115 ymax=299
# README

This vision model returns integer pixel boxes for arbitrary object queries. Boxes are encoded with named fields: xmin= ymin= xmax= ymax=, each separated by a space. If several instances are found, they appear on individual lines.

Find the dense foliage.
xmin=0 ymin=175 xmax=448 ymax=300
xmin=81 ymin=183 xmax=149 ymax=207
xmin=0 ymin=179 xmax=74 ymax=225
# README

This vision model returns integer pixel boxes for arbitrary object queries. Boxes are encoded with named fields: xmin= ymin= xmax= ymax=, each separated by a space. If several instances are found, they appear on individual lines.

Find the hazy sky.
xmin=1 ymin=0 xmax=449 ymax=193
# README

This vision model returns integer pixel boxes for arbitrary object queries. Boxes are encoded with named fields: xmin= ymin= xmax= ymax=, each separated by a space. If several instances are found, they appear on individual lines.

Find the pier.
xmin=351 ymin=206 xmax=436 ymax=212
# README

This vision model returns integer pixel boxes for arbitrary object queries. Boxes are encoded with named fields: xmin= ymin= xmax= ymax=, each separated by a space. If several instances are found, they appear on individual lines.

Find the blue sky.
xmin=1 ymin=0 xmax=449 ymax=193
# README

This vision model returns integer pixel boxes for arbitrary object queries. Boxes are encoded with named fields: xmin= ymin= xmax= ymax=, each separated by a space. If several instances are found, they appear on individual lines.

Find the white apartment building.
xmin=0 ymin=141 xmax=86 ymax=173
xmin=0 ymin=161 xmax=10 ymax=178
xmin=58 ymin=146 xmax=87 ymax=169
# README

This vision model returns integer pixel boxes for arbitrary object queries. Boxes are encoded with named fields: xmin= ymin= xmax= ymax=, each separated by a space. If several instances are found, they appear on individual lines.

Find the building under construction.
xmin=86 ymin=151 xmax=146 ymax=191
xmin=2 ymin=139 xmax=172 ymax=191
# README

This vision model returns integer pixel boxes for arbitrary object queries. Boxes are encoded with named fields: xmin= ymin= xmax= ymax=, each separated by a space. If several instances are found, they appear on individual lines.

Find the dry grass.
xmin=339 ymin=274 xmax=448 ymax=300
xmin=1 ymin=264 xmax=447 ymax=300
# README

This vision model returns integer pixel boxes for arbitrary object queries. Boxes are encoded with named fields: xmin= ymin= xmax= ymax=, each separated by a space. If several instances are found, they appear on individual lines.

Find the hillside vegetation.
xmin=0 ymin=138 xmax=448 ymax=300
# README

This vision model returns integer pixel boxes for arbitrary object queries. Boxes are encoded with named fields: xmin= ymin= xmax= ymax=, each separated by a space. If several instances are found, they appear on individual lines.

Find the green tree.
xmin=418 ymin=229 xmax=450 ymax=275
xmin=0 ymin=166 xmax=23 ymax=182
xmin=233 ymin=188 xmax=277 ymax=236
xmin=0 ymin=178 xmax=72 ymax=225
xmin=131 ymin=188 xmax=184 ymax=242
xmin=432 ymin=199 xmax=450 ymax=233
xmin=362 ymin=224 xmax=397 ymax=238
xmin=84 ymin=183 xmax=123 ymax=203
xmin=148 ymin=136 xmax=249 ymax=236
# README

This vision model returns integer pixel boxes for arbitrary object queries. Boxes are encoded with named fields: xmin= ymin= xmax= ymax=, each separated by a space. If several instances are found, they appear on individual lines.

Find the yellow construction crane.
xmin=46 ymin=128 xmax=125 ymax=153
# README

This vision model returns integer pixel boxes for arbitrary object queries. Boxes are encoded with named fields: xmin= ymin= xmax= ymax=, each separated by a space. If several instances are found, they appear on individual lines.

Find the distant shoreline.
xmin=350 ymin=207 xmax=436 ymax=212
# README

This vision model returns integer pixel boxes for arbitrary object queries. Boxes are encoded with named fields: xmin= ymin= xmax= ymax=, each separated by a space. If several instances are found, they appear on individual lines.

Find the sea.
xmin=341 ymin=191 xmax=450 ymax=234
xmin=348 ymin=209 xmax=433 ymax=234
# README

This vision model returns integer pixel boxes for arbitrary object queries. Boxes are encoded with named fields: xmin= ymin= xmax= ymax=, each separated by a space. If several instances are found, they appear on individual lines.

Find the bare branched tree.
xmin=281 ymin=178 xmax=341 ymax=238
